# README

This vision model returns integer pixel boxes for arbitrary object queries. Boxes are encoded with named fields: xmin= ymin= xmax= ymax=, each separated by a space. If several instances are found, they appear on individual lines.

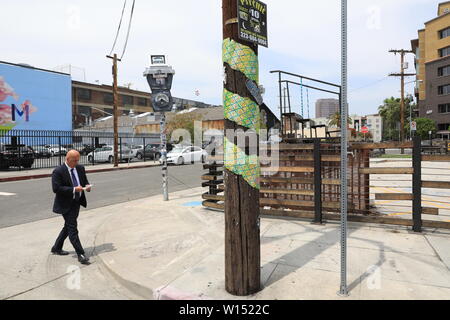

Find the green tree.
xmin=166 ymin=112 xmax=203 ymax=145
xmin=328 ymin=112 xmax=352 ymax=128
xmin=406 ymin=118 xmax=436 ymax=140
xmin=378 ymin=95 xmax=416 ymax=141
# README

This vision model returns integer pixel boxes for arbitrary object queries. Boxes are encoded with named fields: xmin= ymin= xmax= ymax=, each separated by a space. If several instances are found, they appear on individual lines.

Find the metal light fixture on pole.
xmin=339 ymin=0 xmax=349 ymax=297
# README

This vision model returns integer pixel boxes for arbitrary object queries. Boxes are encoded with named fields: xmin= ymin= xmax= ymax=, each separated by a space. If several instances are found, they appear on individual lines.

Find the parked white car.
xmin=163 ymin=146 xmax=208 ymax=165
xmin=129 ymin=145 xmax=144 ymax=158
xmin=87 ymin=146 xmax=133 ymax=163
xmin=44 ymin=145 xmax=68 ymax=156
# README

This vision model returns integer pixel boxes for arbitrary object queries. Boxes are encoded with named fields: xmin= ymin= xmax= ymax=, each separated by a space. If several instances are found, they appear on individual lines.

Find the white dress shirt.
xmin=65 ymin=162 xmax=81 ymax=199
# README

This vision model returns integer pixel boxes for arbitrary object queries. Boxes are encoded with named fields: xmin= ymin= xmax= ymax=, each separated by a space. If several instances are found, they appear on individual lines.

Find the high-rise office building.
xmin=315 ymin=99 xmax=340 ymax=118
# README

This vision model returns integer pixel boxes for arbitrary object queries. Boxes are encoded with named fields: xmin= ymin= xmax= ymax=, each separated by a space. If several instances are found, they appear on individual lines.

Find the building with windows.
xmin=73 ymin=81 xmax=154 ymax=129
xmin=72 ymin=80 xmax=219 ymax=129
xmin=350 ymin=114 xmax=383 ymax=143
xmin=310 ymin=114 xmax=383 ymax=142
xmin=411 ymin=1 xmax=450 ymax=138
xmin=315 ymin=99 xmax=340 ymax=118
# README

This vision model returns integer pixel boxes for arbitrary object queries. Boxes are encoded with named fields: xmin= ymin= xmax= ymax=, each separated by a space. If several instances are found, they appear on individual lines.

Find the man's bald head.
xmin=66 ymin=150 xmax=80 ymax=168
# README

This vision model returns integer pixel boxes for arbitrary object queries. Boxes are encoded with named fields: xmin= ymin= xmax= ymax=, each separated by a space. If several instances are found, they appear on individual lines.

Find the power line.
xmin=109 ymin=0 xmax=127 ymax=56
xmin=120 ymin=0 xmax=136 ymax=60
xmin=349 ymin=76 xmax=390 ymax=92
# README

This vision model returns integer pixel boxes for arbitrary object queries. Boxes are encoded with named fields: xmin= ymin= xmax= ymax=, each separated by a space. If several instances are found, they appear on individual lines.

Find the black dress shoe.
xmin=51 ymin=249 xmax=70 ymax=256
xmin=77 ymin=254 xmax=90 ymax=265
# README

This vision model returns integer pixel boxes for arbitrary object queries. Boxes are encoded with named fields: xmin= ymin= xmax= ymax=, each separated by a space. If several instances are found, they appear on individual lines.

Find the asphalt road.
xmin=0 ymin=164 xmax=204 ymax=229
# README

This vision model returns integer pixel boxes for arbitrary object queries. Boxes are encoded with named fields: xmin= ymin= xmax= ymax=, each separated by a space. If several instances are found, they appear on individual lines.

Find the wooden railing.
xmin=201 ymin=138 xmax=450 ymax=231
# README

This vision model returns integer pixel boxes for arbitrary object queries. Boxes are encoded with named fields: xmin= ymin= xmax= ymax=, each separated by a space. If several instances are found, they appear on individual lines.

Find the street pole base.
xmin=311 ymin=221 xmax=327 ymax=226
xmin=337 ymin=289 xmax=350 ymax=298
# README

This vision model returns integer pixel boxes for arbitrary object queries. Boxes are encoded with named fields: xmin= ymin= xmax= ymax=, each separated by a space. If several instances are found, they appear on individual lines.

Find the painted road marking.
xmin=0 ymin=192 xmax=17 ymax=196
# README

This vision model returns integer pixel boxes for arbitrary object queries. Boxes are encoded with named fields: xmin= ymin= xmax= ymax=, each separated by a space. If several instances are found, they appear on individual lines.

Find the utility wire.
xmin=349 ymin=76 xmax=390 ymax=93
xmin=120 ymin=0 xmax=136 ymax=60
xmin=109 ymin=0 xmax=128 ymax=56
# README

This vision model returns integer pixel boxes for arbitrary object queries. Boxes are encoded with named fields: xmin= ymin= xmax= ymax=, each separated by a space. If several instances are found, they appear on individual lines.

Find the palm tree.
xmin=378 ymin=95 xmax=415 ymax=141
xmin=328 ymin=112 xmax=352 ymax=128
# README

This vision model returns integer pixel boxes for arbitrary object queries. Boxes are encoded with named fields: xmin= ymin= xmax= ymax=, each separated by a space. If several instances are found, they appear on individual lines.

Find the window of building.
xmin=137 ymin=97 xmax=148 ymax=106
xmin=438 ymin=84 xmax=450 ymax=95
xmin=104 ymin=93 xmax=114 ymax=104
xmin=438 ymin=123 xmax=450 ymax=131
xmin=439 ymin=46 xmax=450 ymax=57
xmin=121 ymin=95 xmax=134 ymax=106
xmin=77 ymin=88 xmax=91 ymax=101
xmin=439 ymin=103 xmax=450 ymax=113
xmin=438 ymin=65 xmax=450 ymax=76
xmin=78 ymin=106 xmax=91 ymax=117
xmin=440 ymin=27 xmax=450 ymax=39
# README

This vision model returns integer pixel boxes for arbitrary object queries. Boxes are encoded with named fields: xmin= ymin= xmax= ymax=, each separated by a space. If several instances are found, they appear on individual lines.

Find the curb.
xmin=91 ymin=187 xmax=213 ymax=301
xmin=95 ymin=251 xmax=156 ymax=300
xmin=0 ymin=163 xmax=160 ymax=183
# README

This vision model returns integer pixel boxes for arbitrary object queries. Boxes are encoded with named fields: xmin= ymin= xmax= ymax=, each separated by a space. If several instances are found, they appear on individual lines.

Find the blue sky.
xmin=0 ymin=0 xmax=442 ymax=118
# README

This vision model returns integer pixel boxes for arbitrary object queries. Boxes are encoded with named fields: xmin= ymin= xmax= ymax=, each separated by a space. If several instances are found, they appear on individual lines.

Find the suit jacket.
xmin=52 ymin=164 xmax=90 ymax=215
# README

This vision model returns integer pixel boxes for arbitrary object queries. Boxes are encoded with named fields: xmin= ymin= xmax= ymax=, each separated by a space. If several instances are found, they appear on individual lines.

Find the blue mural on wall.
xmin=0 ymin=62 xmax=72 ymax=132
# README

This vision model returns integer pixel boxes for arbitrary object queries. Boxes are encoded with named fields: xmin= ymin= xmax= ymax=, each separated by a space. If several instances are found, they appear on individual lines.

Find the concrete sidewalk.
xmin=0 ymin=203 xmax=142 ymax=300
xmin=0 ymin=161 xmax=160 ymax=183
xmin=1 ymin=187 xmax=449 ymax=300
xmin=93 ymin=187 xmax=450 ymax=300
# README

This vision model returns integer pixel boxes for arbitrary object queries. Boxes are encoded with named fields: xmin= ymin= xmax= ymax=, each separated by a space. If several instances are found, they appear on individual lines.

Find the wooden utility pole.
xmin=107 ymin=54 xmax=121 ymax=167
xmin=388 ymin=49 xmax=415 ymax=144
xmin=223 ymin=0 xmax=261 ymax=296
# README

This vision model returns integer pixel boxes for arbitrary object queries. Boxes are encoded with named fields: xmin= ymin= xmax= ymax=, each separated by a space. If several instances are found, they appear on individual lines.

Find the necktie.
xmin=71 ymin=168 xmax=80 ymax=200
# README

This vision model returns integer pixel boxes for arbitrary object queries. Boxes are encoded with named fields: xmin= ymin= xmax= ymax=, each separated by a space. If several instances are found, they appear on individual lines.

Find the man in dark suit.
xmin=51 ymin=150 xmax=92 ymax=265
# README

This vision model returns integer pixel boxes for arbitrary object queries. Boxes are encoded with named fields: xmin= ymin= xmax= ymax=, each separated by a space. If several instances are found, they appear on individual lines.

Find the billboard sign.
xmin=237 ymin=0 xmax=268 ymax=47
xmin=0 ymin=62 xmax=72 ymax=133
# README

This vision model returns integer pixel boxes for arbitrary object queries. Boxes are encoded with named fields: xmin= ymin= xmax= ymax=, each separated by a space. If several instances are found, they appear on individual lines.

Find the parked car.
xmin=79 ymin=144 xmax=108 ymax=156
xmin=30 ymin=146 xmax=51 ymax=158
xmin=87 ymin=145 xmax=133 ymax=163
xmin=136 ymin=143 xmax=174 ymax=161
xmin=163 ymin=145 xmax=207 ymax=165
xmin=0 ymin=144 xmax=35 ymax=170
xmin=128 ymin=145 xmax=144 ymax=158
xmin=44 ymin=145 xmax=68 ymax=156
